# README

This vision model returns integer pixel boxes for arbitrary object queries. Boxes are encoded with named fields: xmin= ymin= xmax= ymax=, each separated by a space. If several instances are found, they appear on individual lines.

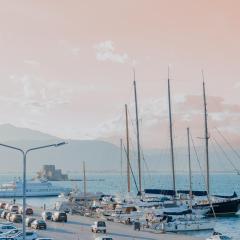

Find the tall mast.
xmin=83 ymin=161 xmax=87 ymax=206
xmin=167 ymin=69 xmax=176 ymax=196
xmin=120 ymin=138 xmax=123 ymax=177
xmin=202 ymin=72 xmax=210 ymax=195
xmin=133 ymin=70 xmax=142 ymax=194
xmin=187 ymin=127 xmax=193 ymax=210
xmin=125 ymin=104 xmax=131 ymax=192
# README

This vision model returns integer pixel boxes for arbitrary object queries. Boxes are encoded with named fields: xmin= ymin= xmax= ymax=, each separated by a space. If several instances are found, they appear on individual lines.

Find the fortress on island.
xmin=36 ymin=165 xmax=69 ymax=181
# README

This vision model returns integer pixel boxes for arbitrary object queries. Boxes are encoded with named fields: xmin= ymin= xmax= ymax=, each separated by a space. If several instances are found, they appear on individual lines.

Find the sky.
xmin=0 ymin=0 xmax=240 ymax=149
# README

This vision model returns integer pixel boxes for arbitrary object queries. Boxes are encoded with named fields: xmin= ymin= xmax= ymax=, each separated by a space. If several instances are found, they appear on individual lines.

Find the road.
xmin=22 ymin=214 xmax=204 ymax=240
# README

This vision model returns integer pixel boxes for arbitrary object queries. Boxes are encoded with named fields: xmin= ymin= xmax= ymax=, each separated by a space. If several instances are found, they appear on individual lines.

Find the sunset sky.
xmin=0 ymin=0 xmax=240 ymax=149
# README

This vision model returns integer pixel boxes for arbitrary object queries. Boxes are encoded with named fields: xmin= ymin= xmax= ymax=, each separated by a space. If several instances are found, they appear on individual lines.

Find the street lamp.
xmin=0 ymin=141 xmax=67 ymax=240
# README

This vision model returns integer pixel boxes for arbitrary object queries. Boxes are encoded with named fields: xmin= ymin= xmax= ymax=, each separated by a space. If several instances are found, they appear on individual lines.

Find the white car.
xmin=91 ymin=221 xmax=107 ymax=233
xmin=95 ymin=237 xmax=113 ymax=240
xmin=206 ymin=232 xmax=232 ymax=240
xmin=0 ymin=225 xmax=16 ymax=234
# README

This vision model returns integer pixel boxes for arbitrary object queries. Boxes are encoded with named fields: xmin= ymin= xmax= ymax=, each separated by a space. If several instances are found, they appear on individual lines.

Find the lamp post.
xmin=0 ymin=141 xmax=67 ymax=240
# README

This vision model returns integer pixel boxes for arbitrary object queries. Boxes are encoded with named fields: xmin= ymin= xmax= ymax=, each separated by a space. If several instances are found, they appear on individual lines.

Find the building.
xmin=36 ymin=165 xmax=68 ymax=181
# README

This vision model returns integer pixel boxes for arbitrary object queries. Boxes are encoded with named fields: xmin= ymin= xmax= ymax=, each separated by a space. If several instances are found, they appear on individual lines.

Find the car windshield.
xmin=97 ymin=222 xmax=106 ymax=227
xmin=38 ymin=220 xmax=45 ymax=224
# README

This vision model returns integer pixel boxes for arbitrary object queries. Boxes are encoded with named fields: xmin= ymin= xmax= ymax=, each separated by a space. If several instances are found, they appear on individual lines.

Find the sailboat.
xmin=144 ymin=74 xmax=240 ymax=216
xmin=143 ymin=71 xmax=207 ymax=216
xmin=193 ymin=79 xmax=240 ymax=216
xmin=160 ymin=128 xmax=215 ymax=232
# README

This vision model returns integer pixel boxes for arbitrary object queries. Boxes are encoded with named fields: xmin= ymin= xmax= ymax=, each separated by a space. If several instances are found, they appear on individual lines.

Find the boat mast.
xmin=120 ymin=138 xmax=123 ymax=177
xmin=133 ymin=71 xmax=142 ymax=194
xmin=187 ymin=127 xmax=193 ymax=210
xmin=167 ymin=69 xmax=176 ymax=196
xmin=202 ymin=72 xmax=210 ymax=195
xmin=125 ymin=104 xmax=131 ymax=193
xmin=83 ymin=161 xmax=86 ymax=200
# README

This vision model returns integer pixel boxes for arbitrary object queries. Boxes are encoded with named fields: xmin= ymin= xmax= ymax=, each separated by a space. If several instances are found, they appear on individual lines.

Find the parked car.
xmin=95 ymin=237 xmax=113 ymax=240
xmin=91 ymin=221 xmax=107 ymax=233
xmin=9 ymin=205 xmax=19 ymax=213
xmin=0 ymin=203 xmax=6 ymax=209
xmin=6 ymin=212 xmax=14 ymax=222
xmin=0 ymin=225 xmax=16 ymax=234
xmin=1 ymin=211 xmax=9 ymax=219
xmin=31 ymin=220 xmax=47 ymax=230
xmin=19 ymin=207 xmax=33 ymax=215
xmin=51 ymin=212 xmax=67 ymax=222
xmin=41 ymin=211 xmax=52 ymax=221
xmin=10 ymin=214 xmax=22 ymax=223
xmin=4 ymin=204 xmax=11 ymax=211
xmin=26 ymin=217 xmax=36 ymax=227
xmin=25 ymin=207 xmax=33 ymax=216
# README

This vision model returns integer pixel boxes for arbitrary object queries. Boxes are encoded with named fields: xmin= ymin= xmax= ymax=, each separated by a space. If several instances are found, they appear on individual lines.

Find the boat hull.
xmin=195 ymin=198 xmax=240 ymax=216
xmin=162 ymin=220 xmax=215 ymax=232
xmin=0 ymin=191 xmax=70 ymax=198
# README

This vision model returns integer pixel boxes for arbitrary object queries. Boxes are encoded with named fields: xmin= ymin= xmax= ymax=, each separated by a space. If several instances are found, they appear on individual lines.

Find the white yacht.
xmin=162 ymin=218 xmax=215 ymax=232
xmin=0 ymin=179 xmax=71 ymax=197
xmin=151 ymin=215 xmax=215 ymax=232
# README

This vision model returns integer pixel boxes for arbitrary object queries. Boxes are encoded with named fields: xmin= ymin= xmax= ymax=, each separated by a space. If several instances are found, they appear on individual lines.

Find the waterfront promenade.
xmin=32 ymin=214 xmax=204 ymax=240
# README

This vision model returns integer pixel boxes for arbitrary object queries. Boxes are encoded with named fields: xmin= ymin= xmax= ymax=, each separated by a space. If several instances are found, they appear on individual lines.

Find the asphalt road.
xmin=23 ymin=214 xmax=204 ymax=240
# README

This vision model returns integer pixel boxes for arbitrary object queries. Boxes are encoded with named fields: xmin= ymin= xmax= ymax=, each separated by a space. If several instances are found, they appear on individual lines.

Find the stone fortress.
xmin=36 ymin=165 xmax=69 ymax=181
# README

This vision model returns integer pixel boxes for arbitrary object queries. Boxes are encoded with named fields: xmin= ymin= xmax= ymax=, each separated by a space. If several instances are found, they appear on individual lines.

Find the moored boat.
xmin=0 ymin=179 xmax=71 ymax=197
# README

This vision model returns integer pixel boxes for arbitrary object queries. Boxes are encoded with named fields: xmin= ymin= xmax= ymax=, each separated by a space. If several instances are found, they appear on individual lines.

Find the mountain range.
xmin=0 ymin=124 xmax=238 ymax=174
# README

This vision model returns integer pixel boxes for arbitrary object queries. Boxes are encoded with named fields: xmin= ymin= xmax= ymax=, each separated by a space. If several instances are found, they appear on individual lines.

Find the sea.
xmin=0 ymin=172 xmax=239 ymax=239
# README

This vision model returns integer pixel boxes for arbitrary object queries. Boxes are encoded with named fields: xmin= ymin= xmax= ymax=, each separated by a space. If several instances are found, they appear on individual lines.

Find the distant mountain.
xmin=0 ymin=124 xmax=122 ymax=173
xmin=0 ymin=124 xmax=59 ymax=142
xmin=0 ymin=124 xmax=238 ymax=174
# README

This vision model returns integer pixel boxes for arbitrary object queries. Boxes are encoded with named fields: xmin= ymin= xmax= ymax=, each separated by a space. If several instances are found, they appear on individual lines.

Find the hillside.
xmin=0 ymin=124 xmax=238 ymax=174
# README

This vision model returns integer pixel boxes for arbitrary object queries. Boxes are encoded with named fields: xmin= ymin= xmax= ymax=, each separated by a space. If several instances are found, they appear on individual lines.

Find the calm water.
xmin=0 ymin=172 xmax=239 ymax=239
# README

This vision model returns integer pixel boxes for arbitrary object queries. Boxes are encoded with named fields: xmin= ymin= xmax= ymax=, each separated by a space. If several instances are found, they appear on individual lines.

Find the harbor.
xmin=0 ymin=0 xmax=239 ymax=239
xmin=0 ymin=172 xmax=239 ymax=239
